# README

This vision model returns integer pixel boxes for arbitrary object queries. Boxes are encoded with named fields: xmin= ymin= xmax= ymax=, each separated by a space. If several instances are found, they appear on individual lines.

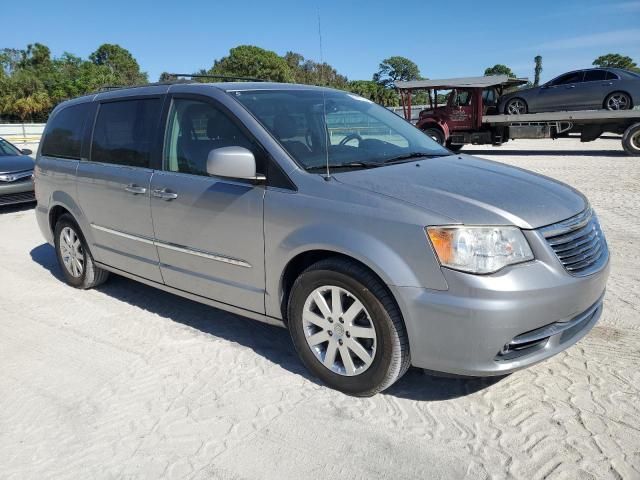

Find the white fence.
xmin=0 ymin=124 xmax=45 ymax=152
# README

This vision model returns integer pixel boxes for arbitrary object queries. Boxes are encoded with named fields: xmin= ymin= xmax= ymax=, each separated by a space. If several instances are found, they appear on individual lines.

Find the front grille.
xmin=540 ymin=209 xmax=608 ymax=276
xmin=0 ymin=191 xmax=35 ymax=206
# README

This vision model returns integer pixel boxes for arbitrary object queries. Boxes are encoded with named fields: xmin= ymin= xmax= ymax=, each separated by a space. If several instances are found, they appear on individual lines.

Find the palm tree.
xmin=534 ymin=56 xmax=543 ymax=87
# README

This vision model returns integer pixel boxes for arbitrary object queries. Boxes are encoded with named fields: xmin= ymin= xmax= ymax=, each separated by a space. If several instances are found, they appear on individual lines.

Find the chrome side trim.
xmin=91 ymin=224 xmax=155 ymax=245
xmin=155 ymin=242 xmax=251 ymax=268
xmin=90 ymin=224 xmax=251 ymax=268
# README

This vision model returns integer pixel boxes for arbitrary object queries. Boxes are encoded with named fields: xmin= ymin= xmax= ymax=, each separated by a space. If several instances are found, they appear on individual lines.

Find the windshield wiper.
xmin=383 ymin=152 xmax=450 ymax=164
xmin=305 ymin=161 xmax=381 ymax=171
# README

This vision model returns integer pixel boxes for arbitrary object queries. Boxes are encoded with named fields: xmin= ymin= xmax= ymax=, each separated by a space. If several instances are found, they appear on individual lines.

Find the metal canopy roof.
xmin=396 ymin=75 xmax=528 ymax=90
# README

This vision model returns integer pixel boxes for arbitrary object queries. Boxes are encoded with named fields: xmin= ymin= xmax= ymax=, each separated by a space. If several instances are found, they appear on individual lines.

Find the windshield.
xmin=0 ymin=138 xmax=21 ymax=157
xmin=234 ymin=89 xmax=449 ymax=171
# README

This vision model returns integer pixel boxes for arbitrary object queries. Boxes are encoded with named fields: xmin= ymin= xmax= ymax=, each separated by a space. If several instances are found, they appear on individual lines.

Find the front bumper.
xmin=0 ymin=178 xmax=35 ymax=206
xmin=392 ymin=251 xmax=609 ymax=376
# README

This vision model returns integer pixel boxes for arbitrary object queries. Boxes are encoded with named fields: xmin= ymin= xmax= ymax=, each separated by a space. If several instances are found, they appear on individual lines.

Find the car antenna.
xmin=318 ymin=7 xmax=331 ymax=181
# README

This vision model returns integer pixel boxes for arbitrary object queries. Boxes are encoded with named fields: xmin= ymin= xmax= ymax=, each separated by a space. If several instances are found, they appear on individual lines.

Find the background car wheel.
xmin=287 ymin=257 xmax=410 ymax=396
xmin=446 ymin=141 xmax=463 ymax=152
xmin=605 ymin=92 xmax=632 ymax=111
xmin=622 ymin=123 xmax=640 ymax=156
xmin=54 ymin=214 xmax=109 ymax=289
xmin=423 ymin=128 xmax=445 ymax=145
xmin=505 ymin=98 xmax=528 ymax=115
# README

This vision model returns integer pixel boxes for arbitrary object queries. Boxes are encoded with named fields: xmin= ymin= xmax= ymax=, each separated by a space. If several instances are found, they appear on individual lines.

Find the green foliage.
xmin=345 ymin=80 xmax=399 ymax=106
xmin=283 ymin=51 xmax=348 ymax=88
xmin=484 ymin=64 xmax=516 ymax=78
xmin=592 ymin=53 xmax=639 ymax=72
xmin=373 ymin=56 xmax=421 ymax=88
xmin=534 ymin=55 xmax=543 ymax=87
xmin=209 ymin=45 xmax=293 ymax=82
xmin=89 ymin=44 xmax=148 ymax=85
xmin=0 ymin=43 xmax=147 ymax=122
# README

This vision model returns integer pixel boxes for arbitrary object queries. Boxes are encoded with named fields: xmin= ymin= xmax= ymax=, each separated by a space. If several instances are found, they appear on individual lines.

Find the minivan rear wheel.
xmin=54 ymin=214 xmax=109 ymax=289
xmin=287 ymin=257 xmax=410 ymax=396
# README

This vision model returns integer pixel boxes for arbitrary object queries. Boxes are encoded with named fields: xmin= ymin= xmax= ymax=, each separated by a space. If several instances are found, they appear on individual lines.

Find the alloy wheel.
xmin=606 ymin=93 xmax=631 ymax=110
xmin=302 ymin=285 xmax=377 ymax=376
xmin=59 ymin=226 xmax=85 ymax=277
xmin=506 ymin=99 xmax=526 ymax=115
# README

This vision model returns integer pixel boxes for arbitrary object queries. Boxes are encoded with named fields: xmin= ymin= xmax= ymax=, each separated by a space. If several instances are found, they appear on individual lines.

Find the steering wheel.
xmin=339 ymin=133 xmax=363 ymax=146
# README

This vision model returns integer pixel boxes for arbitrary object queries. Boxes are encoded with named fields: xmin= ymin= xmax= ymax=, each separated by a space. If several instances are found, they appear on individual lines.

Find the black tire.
xmin=446 ymin=141 xmax=463 ymax=152
xmin=622 ymin=123 xmax=640 ymax=156
xmin=423 ymin=127 xmax=445 ymax=145
xmin=54 ymin=213 xmax=109 ymax=289
xmin=287 ymin=257 xmax=410 ymax=396
xmin=504 ymin=98 xmax=528 ymax=115
xmin=604 ymin=91 xmax=632 ymax=111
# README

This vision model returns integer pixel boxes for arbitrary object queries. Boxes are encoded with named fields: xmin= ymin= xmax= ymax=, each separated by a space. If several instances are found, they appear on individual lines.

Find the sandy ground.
xmin=1 ymin=137 xmax=639 ymax=479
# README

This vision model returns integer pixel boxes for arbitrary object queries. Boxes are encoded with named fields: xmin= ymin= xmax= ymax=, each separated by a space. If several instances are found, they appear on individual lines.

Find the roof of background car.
xmin=395 ymin=75 xmax=529 ymax=90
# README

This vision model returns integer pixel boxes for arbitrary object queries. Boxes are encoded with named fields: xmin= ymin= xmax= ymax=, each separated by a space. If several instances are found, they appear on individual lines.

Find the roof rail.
xmin=165 ymin=73 xmax=267 ymax=82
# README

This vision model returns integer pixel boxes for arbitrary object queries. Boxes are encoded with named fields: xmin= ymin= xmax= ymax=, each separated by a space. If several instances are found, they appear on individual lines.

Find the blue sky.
xmin=4 ymin=0 xmax=640 ymax=83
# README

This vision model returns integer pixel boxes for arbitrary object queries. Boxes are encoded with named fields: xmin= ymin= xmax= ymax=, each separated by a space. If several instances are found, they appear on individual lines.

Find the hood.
xmin=0 ymin=155 xmax=34 ymax=175
xmin=333 ymin=154 xmax=586 ymax=229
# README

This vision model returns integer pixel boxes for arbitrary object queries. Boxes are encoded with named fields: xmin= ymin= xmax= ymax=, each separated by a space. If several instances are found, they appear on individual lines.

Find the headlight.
xmin=426 ymin=226 xmax=534 ymax=274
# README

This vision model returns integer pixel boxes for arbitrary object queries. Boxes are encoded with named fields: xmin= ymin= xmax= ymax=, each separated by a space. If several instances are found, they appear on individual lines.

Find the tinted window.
xmin=605 ymin=71 xmax=620 ymax=80
xmin=91 ymin=99 xmax=161 ymax=168
xmin=584 ymin=70 xmax=608 ymax=82
xmin=551 ymin=71 xmax=584 ymax=86
xmin=164 ymin=98 xmax=257 ymax=176
xmin=41 ymin=103 xmax=90 ymax=159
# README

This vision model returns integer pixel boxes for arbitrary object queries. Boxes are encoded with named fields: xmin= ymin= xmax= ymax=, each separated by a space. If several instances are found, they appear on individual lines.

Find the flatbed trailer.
xmin=396 ymin=76 xmax=640 ymax=156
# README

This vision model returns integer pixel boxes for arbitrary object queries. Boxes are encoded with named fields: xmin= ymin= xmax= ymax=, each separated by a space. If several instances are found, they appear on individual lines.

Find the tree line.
xmin=1 ymin=42 xmax=638 ymax=122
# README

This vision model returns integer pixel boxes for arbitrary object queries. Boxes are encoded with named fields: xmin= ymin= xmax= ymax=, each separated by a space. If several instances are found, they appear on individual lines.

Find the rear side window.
xmin=584 ymin=70 xmax=608 ymax=82
xmin=605 ymin=71 xmax=620 ymax=80
xmin=41 ymin=103 xmax=90 ymax=159
xmin=91 ymin=98 xmax=161 ymax=168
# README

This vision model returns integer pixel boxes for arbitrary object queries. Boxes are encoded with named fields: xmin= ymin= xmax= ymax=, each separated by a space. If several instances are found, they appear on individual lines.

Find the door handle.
xmin=602 ymin=82 xmax=613 ymax=86
xmin=124 ymin=184 xmax=147 ymax=195
xmin=565 ymin=85 xmax=576 ymax=89
xmin=152 ymin=188 xmax=178 ymax=200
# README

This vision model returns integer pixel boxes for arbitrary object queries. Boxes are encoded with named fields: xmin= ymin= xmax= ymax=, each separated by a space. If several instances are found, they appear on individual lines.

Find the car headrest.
xmin=207 ymin=113 xmax=242 ymax=140
xmin=273 ymin=113 xmax=298 ymax=140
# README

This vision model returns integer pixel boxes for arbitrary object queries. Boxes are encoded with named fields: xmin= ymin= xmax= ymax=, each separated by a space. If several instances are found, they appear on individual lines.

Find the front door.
xmin=445 ymin=89 xmax=474 ymax=131
xmin=77 ymin=97 xmax=164 ymax=282
xmin=536 ymin=71 xmax=585 ymax=111
xmin=149 ymin=96 xmax=266 ymax=313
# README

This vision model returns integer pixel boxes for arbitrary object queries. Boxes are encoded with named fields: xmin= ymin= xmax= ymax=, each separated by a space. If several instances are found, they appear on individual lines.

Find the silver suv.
xmin=35 ymin=82 xmax=609 ymax=396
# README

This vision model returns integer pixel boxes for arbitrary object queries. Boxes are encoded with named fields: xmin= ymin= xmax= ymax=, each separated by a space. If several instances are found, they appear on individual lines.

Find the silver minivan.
xmin=35 ymin=82 xmax=609 ymax=396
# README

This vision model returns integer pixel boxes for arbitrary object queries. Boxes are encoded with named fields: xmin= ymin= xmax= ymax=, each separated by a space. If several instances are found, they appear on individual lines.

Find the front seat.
xmin=272 ymin=113 xmax=311 ymax=159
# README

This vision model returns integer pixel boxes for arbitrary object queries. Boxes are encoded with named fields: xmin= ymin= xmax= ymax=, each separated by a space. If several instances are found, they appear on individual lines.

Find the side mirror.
xmin=206 ymin=146 xmax=265 ymax=182
xmin=21 ymin=148 xmax=33 ymax=155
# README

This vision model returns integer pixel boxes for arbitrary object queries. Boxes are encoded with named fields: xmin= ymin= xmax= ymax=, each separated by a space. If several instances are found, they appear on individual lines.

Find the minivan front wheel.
xmin=54 ymin=214 xmax=109 ymax=289
xmin=288 ymin=258 xmax=410 ymax=396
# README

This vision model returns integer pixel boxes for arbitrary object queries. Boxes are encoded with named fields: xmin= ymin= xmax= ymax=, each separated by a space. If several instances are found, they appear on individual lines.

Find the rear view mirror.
xmin=21 ymin=148 xmax=33 ymax=155
xmin=206 ymin=146 xmax=265 ymax=182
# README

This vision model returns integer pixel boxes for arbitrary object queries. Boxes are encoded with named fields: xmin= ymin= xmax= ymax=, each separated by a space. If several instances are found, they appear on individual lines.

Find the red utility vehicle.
xmin=396 ymin=75 xmax=640 ymax=156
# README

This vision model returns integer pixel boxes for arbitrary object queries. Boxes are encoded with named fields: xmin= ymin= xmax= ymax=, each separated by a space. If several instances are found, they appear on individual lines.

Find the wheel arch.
xmin=417 ymin=119 xmax=449 ymax=143
xmin=279 ymin=248 xmax=407 ymax=324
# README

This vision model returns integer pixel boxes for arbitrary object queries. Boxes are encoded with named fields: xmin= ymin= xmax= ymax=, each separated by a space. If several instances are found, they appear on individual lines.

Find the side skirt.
xmin=95 ymin=261 xmax=286 ymax=329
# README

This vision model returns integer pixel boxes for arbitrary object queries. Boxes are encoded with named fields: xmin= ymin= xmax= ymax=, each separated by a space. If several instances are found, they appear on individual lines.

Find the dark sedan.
xmin=0 ymin=137 xmax=35 ymax=206
xmin=499 ymin=68 xmax=640 ymax=114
